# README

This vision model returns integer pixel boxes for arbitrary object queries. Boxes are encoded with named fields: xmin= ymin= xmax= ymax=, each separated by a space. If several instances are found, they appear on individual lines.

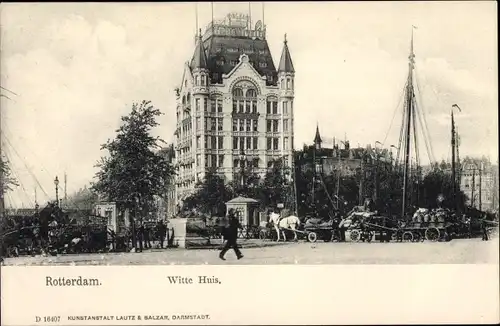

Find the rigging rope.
xmin=2 ymin=131 xmax=50 ymax=200
xmin=382 ymin=83 xmax=407 ymax=146
xmin=3 ymin=148 xmax=35 ymax=208
xmin=411 ymin=95 xmax=420 ymax=168
xmin=414 ymin=69 xmax=436 ymax=162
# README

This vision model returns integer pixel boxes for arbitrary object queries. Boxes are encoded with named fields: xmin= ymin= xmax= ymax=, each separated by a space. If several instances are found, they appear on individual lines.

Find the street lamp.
xmin=239 ymin=149 xmax=246 ymax=188
xmin=54 ymin=176 xmax=59 ymax=207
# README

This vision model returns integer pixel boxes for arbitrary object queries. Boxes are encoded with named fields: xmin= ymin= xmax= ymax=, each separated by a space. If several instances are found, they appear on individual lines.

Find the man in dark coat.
xmin=219 ymin=209 xmax=243 ymax=260
xmin=481 ymin=219 xmax=489 ymax=241
xmin=136 ymin=220 xmax=144 ymax=252
xmin=157 ymin=220 xmax=166 ymax=249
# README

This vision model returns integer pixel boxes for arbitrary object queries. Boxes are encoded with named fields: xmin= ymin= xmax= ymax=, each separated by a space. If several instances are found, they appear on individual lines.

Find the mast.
xmin=451 ymin=104 xmax=461 ymax=210
xmin=401 ymin=28 xmax=416 ymax=219
xmin=451 ymin=110 xmax=456 ymax=208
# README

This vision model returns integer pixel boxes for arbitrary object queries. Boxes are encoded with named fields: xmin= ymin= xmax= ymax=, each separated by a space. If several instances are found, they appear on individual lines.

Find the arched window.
xmin=195 ymin=76 xmax=199 ymax=86
xmin=232 ymin=88 xmax=244 ymax=97
xmin=186 ymin=93 xmax=191 ymax=106
xmin=232 ymin=81 xmax=258 ymax=115
xmin=182 ymin=95 xmax=186 ymax=105
xmin=246 ymin=89 xmax=257 ymax=98
xmin=286 ymin=78 xmax=291 ymax=89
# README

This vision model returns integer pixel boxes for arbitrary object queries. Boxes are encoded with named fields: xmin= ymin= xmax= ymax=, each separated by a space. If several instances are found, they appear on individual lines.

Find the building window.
xmin=205 ymin=155 xmax=209 ymax=167
xmin=253 ymin=137 xmax=258 ymax=149
xmin=259 ymin=62 xmax=267 ymax=68
xmin=246 ymin=89 xmax=257 ymax=98
xmin=203 ymin=98 xmax=208 ymax=112
xmin=212 ymin=154 xmax=217 ymax=167
xmin=246 ymin=119 xmax=251 ymax=132
xmin=246 ymin=137 xmax=252 ymax=150
xmin=239 ymin=119 xmax=244 ymax=131
xmin=196 ymin=136 xmax=201 ymax=148
xmin=196 ymin=117 xmax=200 ymax=130
xmin=217 ymin=99 xmax=223 ymax=113
xmin=283 ymin=101 xmax=288 ymax=115
xmin=267 ymin=120 xmax=272 ymax=132
xmin=253 ymin=119 xmax=258 ymax=132
xmin=218 ymin=155 xmax=224 ymax=167
xmin=211 ymin=136 xmax=216 ymax=149
xmin=218 ymin=136 xmax=223 ymax=149
xmin=196 ymin=98 xmax=200 ymax=112
xmin=210 ymin=98 xmax=216 ymax=112
xmin=284 ymin=137 xmax=289 ymax=150
xmin=287 ymin=78 xmax=291 ymax=89
xmin=267 ymin=138 xmax=272 ymax=150
xmin=239 ymin=137 xmax=245 ymax=150
xmin=267 ymin=160 xmax=273 ymax=168
xmin=205 ymin=136 xmax=210 ymax=149
xmin=234 ymin=159 xmax=239 ymax=168
xmin=283 ymin=119 xmax=288 ymax=132
xmin=273 ymin=138 xmax=279 ymax=150
xmin=195 ymin=76 xmax=199 ymax=86
xmin=233 ymin=88 xmax=244 ymax=97
xmin=273 ymin=120 xmax=279 ymax=132
xmin=233 ymin=119 xmax=238 ymax=131
xmin=233 ymin=137 xmax=238 ymax=150
xmin=218 ymin=118 xmax=223 ymax=131
xmin=230 ymin=60 xmax=238 ymax=65
xmin=253 ymin=158 xmax=259 ymax=168
xmin=196 ymin=154 xmax=201 ymax=167
xmin=267 ymin=97 xmax=278 ymax=114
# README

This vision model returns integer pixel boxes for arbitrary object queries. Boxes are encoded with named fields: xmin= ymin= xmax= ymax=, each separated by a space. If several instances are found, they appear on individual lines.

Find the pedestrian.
xmin=219 ymin=209 xmax=243 ymax=261
xmin=157 ymin=220 xmax=166 ymax=249
xmin=144 ymin=223 xmax=152 ymax=249
xmin=136 ymin=220 xmax=144 ymax=252
xmin=481 ymin=219 xmax=489 ymax=241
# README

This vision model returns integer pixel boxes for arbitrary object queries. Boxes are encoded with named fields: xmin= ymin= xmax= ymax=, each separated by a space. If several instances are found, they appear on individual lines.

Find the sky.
xmin=1 ymin=2 xmax=497 ymax=208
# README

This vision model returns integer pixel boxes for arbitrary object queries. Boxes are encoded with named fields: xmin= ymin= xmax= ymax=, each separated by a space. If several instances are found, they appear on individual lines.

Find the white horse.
xmin=269 ymin=213 xmax=301 ymax=242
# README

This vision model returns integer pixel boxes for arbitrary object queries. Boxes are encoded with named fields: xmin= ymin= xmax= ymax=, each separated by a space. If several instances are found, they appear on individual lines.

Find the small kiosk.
xmin=225 ymin=196 xmax=260 ymax=227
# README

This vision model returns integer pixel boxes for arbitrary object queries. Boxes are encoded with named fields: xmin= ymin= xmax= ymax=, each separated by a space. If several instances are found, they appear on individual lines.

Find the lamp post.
xmin=54 ymin=176 xmax=59 ymax=207
xmin=239 ymin=149 xmax=246 ymax=190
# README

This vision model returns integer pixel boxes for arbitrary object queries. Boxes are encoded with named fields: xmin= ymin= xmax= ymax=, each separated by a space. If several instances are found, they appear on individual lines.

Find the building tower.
xmin=313 ymin=124 xmax=322 ymax=150
xmin=277 ymin=34 xmax=295 ymax=169
xmin=173 ymin=12 xmax=295 ymax=209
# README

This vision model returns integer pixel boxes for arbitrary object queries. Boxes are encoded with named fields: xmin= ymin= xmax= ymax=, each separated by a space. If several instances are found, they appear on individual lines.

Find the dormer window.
xmin=259 ymin=62 xmax=268 ymax=68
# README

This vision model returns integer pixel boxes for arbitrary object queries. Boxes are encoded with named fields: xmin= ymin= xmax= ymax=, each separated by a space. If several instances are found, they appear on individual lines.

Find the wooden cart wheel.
xmin=307 ymin=232 xmax=318 ymax=243
xmin=402 ymin=231 xmax=414 ymax=242
xmin=425 ymin=227 xmax=440 ymax=242
xmin=391 ymin=231 xmax=400 ymax=242
xmin=258 ymin=230 xmax=266 ymax=240
xmin=350 ymin=229 xmax=361 ymax=242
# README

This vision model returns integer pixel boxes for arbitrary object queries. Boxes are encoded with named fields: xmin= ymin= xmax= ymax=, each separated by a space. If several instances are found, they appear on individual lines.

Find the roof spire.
xmin=314 ymin=123 xmax=322 ymax=146
xmin=190 ymin=29 xmax=208 ymax=70
xmin=278 ymin=33 xmax=294 ymax=73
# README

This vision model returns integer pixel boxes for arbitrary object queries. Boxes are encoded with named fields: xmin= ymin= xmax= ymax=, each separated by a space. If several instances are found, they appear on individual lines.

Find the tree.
xmin=1 ymin=157 xmax=18 ymax=194
xmin=66 ymin=185 xmax=98 ymax=210
xmin=261 ymin=158 xmax=293 ymax=210
xmin=182 ymin=168 xmax=233 ymax=216
xmin=91 ymin=100 xmax=174 ymax=219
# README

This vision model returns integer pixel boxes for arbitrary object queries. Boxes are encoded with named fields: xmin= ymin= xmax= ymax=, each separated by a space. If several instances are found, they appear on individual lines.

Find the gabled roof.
xmin=190 ymin=31 xmax=208 ymax=70
xmin=278 ymin=34 xmax=295 ymax=73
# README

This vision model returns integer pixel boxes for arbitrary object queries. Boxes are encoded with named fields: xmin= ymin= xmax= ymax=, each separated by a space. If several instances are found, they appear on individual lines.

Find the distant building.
xmin=298 ymin=125 xmax=394 ymax=176
xmin=460 ymin=157 xmax=499 ymax=212
xmin=158 ymin=144 xmax=176 ymax=219
xmin=173 ymin=12 xmax=295 ymax=209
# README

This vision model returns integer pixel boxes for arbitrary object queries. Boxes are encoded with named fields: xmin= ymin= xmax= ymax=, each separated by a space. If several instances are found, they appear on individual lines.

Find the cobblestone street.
xmin=3 ymin=238 xmax=498 ymax=266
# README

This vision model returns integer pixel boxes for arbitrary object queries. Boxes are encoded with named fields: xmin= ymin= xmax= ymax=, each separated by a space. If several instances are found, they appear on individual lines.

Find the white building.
xmin=173 ymin=12 xmax=295 ymax=208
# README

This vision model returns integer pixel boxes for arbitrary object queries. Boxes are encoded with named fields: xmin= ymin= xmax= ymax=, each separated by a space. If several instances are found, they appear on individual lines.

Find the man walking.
xmin=481 ymin=218 xmax=489 ymax=241
xmin=219 ymin=209 xmax=243 ymax=260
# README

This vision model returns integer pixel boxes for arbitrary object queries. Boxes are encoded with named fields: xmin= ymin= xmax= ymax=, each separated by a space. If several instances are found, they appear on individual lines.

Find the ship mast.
xmin=401 ymin=28 xmax=416 ymax=219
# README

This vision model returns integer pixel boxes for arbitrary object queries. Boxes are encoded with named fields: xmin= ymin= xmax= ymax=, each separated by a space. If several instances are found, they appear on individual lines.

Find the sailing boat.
xmin=396 ymin=27 xmax=462 ymax=220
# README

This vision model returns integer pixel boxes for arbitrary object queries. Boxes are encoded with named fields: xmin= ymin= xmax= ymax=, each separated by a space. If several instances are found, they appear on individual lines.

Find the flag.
xmin=452 ymin=104 xmax=462 ymax=112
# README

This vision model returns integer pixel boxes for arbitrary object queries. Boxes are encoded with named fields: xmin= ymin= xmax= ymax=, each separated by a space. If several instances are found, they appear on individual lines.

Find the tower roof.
xmin=190 ymin=30 xmax=208 ymax=70
xmin=314 ymin=124 xmax=322 ymax=144
xmin=278 ymin=34 xmax=295 ymax=73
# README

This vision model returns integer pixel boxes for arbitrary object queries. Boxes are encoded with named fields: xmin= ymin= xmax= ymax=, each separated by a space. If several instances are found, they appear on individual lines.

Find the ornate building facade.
xmin=173 ymin=12 xmax=295 ymax=207
xmin=460 ymin=157 xmax=499 ymax=212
